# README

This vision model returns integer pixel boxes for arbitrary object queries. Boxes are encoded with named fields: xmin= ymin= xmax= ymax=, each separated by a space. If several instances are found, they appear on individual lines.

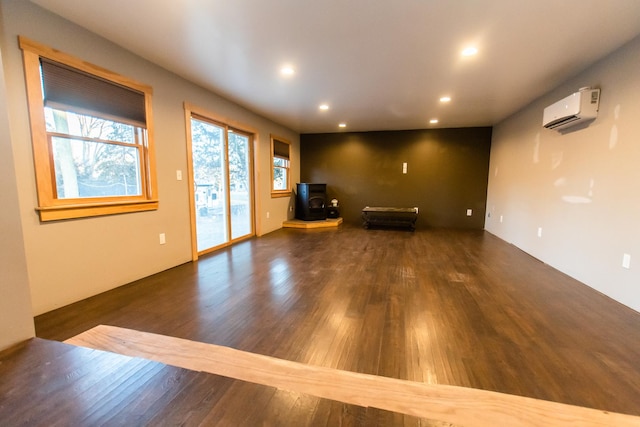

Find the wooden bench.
xmin=361 ymin=206 xmax=418 ymax=230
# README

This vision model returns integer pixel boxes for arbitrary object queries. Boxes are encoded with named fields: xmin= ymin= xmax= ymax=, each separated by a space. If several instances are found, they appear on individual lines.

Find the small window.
xmin=271 ymin=135 xmax=291 ymax=197
xmin=19 ymin=37 xmax=158 ymax=221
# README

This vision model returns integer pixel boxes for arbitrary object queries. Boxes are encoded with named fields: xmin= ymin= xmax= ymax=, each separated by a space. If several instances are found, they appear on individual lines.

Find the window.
xmin=19 ymin=36 xmax=158 ymax=221
xmin=271 ymin=135 xmax=290 ymax=197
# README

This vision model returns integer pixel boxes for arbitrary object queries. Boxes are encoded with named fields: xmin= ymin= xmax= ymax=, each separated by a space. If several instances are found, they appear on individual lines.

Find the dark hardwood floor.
xmin=1 ymin=338 xmax=440 ymax=426
xmin=31 ymin=226 xmax=640 ymax=418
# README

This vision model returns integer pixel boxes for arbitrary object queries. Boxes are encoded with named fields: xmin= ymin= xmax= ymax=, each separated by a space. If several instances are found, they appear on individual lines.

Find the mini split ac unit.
xmin=542 ymin=87 xmax=600 ymax=130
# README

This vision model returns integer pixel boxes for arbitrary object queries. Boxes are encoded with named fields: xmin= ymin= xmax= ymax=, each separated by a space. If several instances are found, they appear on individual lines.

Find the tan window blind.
xmin=273 ymin=139 xmax=289 ymax=160
xmin=40 ymin=58 xmax=146 ymax=127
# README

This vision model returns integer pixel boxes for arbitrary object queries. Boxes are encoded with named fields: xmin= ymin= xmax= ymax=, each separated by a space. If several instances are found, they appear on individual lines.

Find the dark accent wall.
xmin=300 ymin=127 xmax=492 ymax=229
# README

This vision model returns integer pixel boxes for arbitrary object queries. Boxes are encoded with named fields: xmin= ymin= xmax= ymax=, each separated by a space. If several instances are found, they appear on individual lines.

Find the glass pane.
xmin=45 ymin=107 xmax=135 ymax=143
xmin=51 ymin=137 xmax=141 ymax=198
xmin=191 ymin=118 xmax=228 ymax=251
xmin=228 ymin=131 xmax=252 ymax=240
xmin=273 ymin=157 xmax=288 ymax=167
xmin=273 ymin=166 xmax=288 ymax=191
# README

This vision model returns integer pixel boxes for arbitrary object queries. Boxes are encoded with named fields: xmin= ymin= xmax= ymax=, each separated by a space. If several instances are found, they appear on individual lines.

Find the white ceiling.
xmin=31 ymin=0 xmax=640 ymax=134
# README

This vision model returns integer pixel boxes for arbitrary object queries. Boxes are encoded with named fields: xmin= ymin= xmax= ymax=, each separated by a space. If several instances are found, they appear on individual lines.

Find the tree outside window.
xmin=47 ymin=108 xmax=142 ymax=199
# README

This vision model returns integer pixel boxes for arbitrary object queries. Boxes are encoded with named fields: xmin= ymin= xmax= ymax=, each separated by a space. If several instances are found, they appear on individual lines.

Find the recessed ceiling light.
xmin=319 ymin=104 xmax=329 ymax=111
xmin=280 ymin=66 xmax=295 ymax=76
xmin=430 ymin=119 xmax=439 ymax=124
xmin=338 ymin=123 xmax=347 ymax=128
xmin=440 ymin=96 xmax=451 ymax=103
xmin=461 ymin=46 xmax=478 ymax=57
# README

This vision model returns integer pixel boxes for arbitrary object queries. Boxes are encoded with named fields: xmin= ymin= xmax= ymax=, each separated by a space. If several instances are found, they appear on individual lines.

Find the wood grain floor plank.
xmin=2 ymin=338 xmax=407 ymax=427
xmin=66 ymin=325 xmax=640 ymax=427
xmin=144 ymin=373 xmax=235 ymax=426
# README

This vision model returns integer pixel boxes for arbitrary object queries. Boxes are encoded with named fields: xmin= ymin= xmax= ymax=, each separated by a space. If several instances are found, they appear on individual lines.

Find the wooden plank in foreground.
xmin=66 ymin=325 xmax=640 ymax=427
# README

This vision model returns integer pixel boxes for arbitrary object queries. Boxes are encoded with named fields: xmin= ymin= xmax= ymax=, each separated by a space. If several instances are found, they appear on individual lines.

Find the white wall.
xmin=0 ymin=20 xmax=35 ymax=350
xmin=0 ymin=0 xmax=299 ymax=316
xmin=486 ymin=34 xmax=640 ymax=312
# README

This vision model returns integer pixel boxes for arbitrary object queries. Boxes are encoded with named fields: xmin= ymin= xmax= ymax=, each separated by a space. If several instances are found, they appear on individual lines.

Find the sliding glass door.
xmin=227 ymin=131 xmax=252 ymax=240
xmin=189 ymin=115 xmax=253 ymax=255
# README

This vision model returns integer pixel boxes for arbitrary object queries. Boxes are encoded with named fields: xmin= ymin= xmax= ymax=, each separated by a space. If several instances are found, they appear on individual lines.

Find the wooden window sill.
xmin=36 ymin=200 xmax=159 ymax=222
xmin=271 ymin=191 xmax=291 ymax=199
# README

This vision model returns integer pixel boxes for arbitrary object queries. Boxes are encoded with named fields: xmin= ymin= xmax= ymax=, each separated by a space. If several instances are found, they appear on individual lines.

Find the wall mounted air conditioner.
xmin=542 ymin=87 xmax=600 ymax=130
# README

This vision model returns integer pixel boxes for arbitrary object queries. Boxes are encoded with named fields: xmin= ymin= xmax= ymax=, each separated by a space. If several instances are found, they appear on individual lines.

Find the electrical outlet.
xmin=159 ymin=233 xmax=166 ymax=245
xmin=402 ymin=162 xmax=408 ymax=174
xmin=176 ymin=170 xmax=182 ymax=180
xmin=466 ymin=209 xmax=472 ymax=216
xmin=622 ymin=253 xmax=631 ymax=269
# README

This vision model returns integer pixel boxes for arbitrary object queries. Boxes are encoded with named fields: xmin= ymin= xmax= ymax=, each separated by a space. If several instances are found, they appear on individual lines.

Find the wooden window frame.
xmin=270 ymin=135 xmax=291 ymax=198
xmin=19 ymin=36 xmax=158 ymax=221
